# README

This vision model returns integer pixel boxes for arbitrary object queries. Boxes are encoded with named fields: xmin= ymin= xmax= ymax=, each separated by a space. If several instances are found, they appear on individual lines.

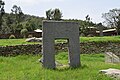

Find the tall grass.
xmin=0 ymin=52 xmax=119 ymax=80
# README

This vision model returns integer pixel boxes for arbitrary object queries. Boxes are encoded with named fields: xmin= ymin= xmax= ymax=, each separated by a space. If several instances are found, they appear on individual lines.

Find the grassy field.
xmin=0 ymin=39 xmax=39 ymax=46
xmin=56 ymin=36 xmax=120 ymax=43
xmin=0 ymin=52 xmax=119 ymax=80
xmin=80 ymin=36 xmax=120 ymax=42
xmin=0 ymin=36 xmax=120 ymax=46
xmin=55 ymin=36 xmax=120 ymax=44
xmin=0 ymin=36 xmax=120 ymax=80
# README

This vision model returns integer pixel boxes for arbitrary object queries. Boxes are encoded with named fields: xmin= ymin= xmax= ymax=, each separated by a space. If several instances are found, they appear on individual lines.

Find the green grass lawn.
xmin=0 ymin=36 xmax=120 ymax=80
xmin=0 ymin=39 xmax=40 ymax=46
xmin=0 ymin=36 xmax=120 ymax=46
xmin=80 ymin=36 xmax=120 ymax=42
xmin=55 ymin=36 xmax=120 ymax=44
xmin=0 ymin=52 xmax=119 ymax=80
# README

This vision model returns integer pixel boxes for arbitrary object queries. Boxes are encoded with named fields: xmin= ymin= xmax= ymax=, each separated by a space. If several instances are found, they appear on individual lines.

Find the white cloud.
xmin=4 ymin=0 xmax=65 ymax=6
xmin=21 ymin=0 xmax=64 ymax=4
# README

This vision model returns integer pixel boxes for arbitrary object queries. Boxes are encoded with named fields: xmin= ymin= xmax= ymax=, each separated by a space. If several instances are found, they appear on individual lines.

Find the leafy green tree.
xmin=85 ymin=15 xmax=90 ymax=22
xmin=5 ymin=13 xmax=14 ymax=33
xmin=52 ymin=8 xmax=62 ymax=20
xmin=11 ymin=5 xmax=24 ymax=33
xmin=0 ymin=0 xmax=5 ymax=30
xmin=46 ymin=9 xmax=52 ymax=20
xmin=46 ymin=8 xmax=62 ymax=20
xmin=102 ymin=8 xmax=120 ymax=35
xmin=80 ymin=15 xmax=96 ymax=36
xmin=11 ymin=5 xmax=24 ymax=22
xmin=25 ymin=17 xmax=42 ymax=31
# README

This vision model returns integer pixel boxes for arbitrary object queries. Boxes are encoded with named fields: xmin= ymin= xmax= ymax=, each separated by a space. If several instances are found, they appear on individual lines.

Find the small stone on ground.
xmin=100 ymin=68 xmax=120 ymax=79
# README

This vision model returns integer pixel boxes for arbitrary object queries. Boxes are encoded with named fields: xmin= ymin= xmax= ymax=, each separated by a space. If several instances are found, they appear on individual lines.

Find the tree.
xmin=46 ymin=9 xmax=52 ymax=20
xmin=85 ymin=15 xmax=90 ymax=22
xmin=11 ymin=5 xmax=24 ymax=22
xmin=52 ymin=8 xmax=62 ymax=20
xmin=25 ymin=17 xmax=43 ymax=31
xmin=80 ymin=15 xmax=95 ymax=36
xmin=11 ymin=5 xmax=24 ymax=33
xmin=46 ymin=8 xmax=62 ymax=20
xmin=85 ymin=15 xmax=93 ymax=28
xmin=0 ymin=0 xmax=5 ymax=30
xmin=5 ymin=13 xmax=14 ymax=33
xmin=102 ymin=8 xmax=120 ymax=35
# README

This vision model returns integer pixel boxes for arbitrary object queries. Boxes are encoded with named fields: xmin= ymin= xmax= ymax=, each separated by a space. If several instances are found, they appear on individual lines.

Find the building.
xmin=96 ymin=28 xmax=117 ymax=36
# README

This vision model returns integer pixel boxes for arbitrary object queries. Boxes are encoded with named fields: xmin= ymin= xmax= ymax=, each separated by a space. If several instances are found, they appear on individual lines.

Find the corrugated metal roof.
xmin=34 ymin=29 xmax=42 ymax=32
xmin=96 ymin=28 xmax=116 ymax=33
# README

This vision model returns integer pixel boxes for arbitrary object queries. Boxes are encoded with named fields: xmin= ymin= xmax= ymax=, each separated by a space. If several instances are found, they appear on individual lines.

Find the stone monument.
xmin=42 ymin=21 xmax=81 ymax=69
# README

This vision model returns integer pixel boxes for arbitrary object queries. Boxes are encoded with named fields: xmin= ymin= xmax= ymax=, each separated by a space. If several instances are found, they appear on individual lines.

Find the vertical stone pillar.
xmin=42 ymin=38 xmax=55 ymax=69
xmin=68 ymin=37 xmax=80 ymax=67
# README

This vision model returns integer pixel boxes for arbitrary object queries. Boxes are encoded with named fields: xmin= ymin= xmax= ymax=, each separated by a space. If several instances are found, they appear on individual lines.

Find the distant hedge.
xmin=0 ymin=42 xmax=120 ymax=56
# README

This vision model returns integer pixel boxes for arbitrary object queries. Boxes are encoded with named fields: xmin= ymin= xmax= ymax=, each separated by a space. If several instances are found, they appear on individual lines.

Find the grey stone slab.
xmin=100 ymin=68 xmax=120 ymax=79
xmin=42 ymin=21 xmax=81 ymax=69
xmin=105 ymin=52 xmax=120 ymax=63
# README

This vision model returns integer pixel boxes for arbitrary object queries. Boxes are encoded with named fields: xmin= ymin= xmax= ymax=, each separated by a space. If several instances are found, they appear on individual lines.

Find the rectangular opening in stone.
xmin=55 ymin=39 xmax=69 ymax=67
xmin=55 ymin=39 xmax=68 ymax=52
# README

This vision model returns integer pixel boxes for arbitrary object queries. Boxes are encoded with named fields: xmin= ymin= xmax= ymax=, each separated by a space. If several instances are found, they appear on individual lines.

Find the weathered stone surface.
xmin=1 ymin=42 xmax=120 ymax=56
xmin=100 ymin=68 xmax=120 ymax=79
xmin=0 ymin=44 xmax=42 ymax=56
xmin=80 ymin=42 xmax=120 ymax=54
xmin=42 ymin=21 xmax=81 ymax=69
xmin=105 ymin=52 xmax=120 ymax=63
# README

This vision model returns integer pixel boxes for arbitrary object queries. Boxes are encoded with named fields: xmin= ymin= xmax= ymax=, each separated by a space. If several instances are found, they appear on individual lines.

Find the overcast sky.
xmin=3 ymin=0 xmax=120 ymax=23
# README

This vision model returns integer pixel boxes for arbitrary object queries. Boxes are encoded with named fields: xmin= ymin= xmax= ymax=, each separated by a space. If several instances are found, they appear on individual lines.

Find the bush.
xmin=80 ymin=33 xmax=85 ymax=37
xmin=21 ymin=29 xmax=28 ymax=38
xmin=87 ymin=34 xmax=94 ymax=37
xmin=28 ymin=35 xmax=33 ymax=38
xmin=9 ymin=35 xmax=16 ymax=39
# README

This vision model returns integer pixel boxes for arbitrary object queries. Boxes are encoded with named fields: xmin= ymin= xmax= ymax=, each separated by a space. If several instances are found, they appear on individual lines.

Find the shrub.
xmin=80 ymin=33 xmax=85 ymax=37
xmin=21 ymin=29 xmax=28 ymax=38
xmin=9 ymin=35 xmax=16 ymax=39
xmin=28 ymin=35 xmax=33 ymax=38
xmin=87 ymin=34 xmax=94 ymax=37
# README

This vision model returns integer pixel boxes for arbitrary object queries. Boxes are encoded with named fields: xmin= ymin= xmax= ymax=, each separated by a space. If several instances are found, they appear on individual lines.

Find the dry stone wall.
xmin=80 ymin=42 xmax=120 ymax=55
xmin=0 ymin=44 xmax=42 ymax=56
xmin=0 ymin=42 xmax=120 ymax=56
